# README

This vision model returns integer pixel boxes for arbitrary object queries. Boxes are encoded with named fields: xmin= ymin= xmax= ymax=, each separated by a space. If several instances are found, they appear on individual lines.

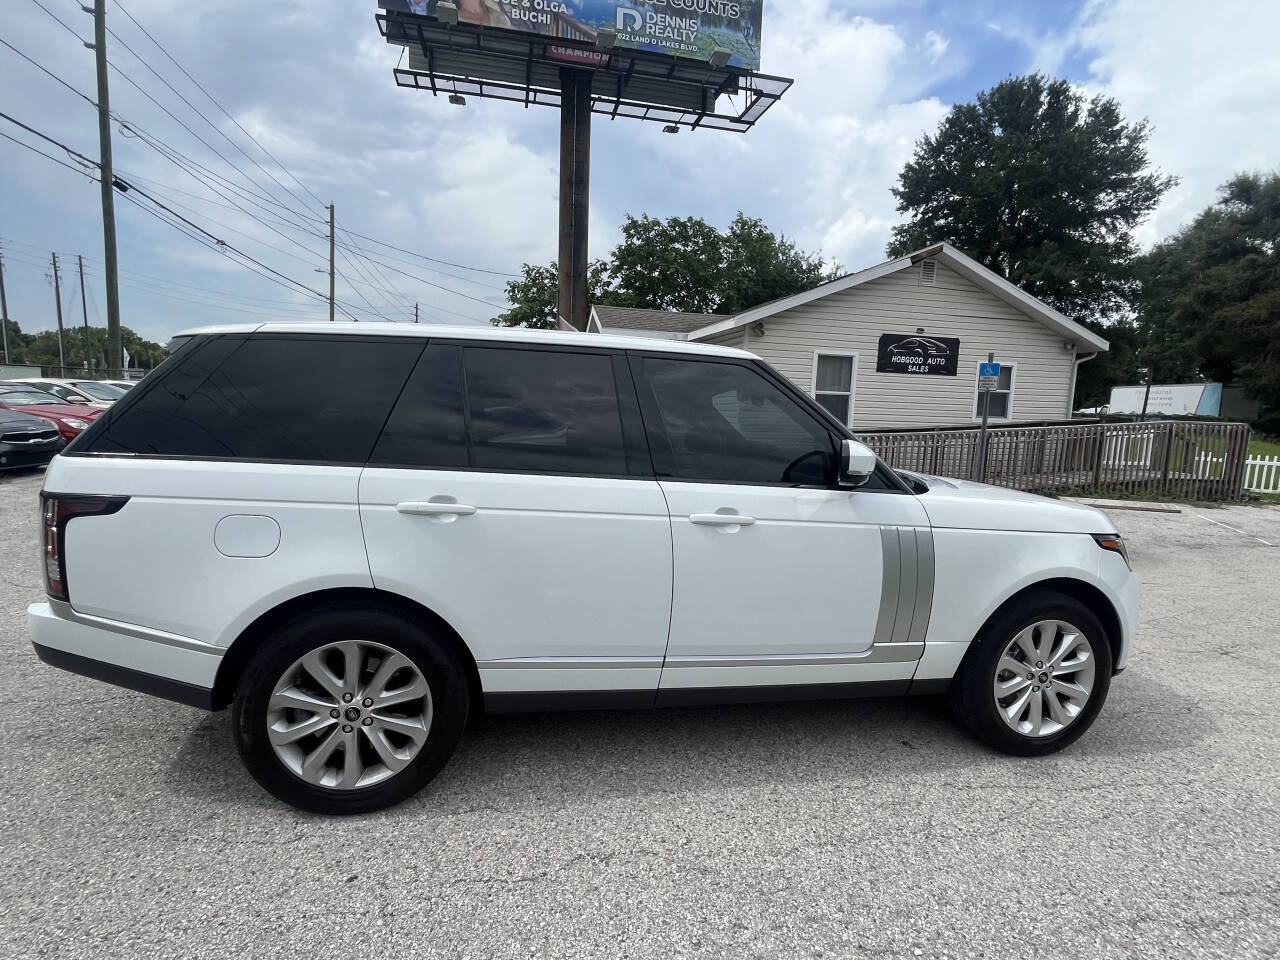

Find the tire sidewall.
xmin=955 ymin=591 xmax=1114 ymax=756
xmin=233 ymin=607 xmax=469 ymax=815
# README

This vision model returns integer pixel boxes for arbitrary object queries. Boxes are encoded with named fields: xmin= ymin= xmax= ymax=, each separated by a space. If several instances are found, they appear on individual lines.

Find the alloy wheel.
xmin=266 ymin=640 xmax=433 ymax=790
xmin=992 ymin=620 xmax=1096 ymax=738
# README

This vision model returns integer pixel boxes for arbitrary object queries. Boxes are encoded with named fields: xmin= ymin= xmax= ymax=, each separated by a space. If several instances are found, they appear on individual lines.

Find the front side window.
xmin=636 ymin=356 xmax=835 ymax=485
xmin=80 ymin=334 xmax=424 ymax=463
xmin=463 ymin=347 xmax=628 ymax=475
xmin=812 ymin=353 xmax=856 ymax=425
xmin=974 ymin=363 xmax=1016 ymax=420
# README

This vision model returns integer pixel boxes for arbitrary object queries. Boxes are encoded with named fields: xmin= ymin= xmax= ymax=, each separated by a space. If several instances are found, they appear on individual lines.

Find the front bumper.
xmin=0 ymin=443 xmax=62 ymax=471
xmin=28 ymin=600 xmax=221 ymax=709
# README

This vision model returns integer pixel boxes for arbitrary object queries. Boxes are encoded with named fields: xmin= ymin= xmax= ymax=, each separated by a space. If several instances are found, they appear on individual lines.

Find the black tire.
xmin=950 ymin=589 xmax=1113 ymax=756
xmin=232 ymin=605 xmax=469 ymax=814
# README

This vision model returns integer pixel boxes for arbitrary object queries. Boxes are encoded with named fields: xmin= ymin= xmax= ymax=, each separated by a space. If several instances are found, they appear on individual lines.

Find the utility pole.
xmin=88 ymin=0 xmax=122 ymax=372
xmin=414 ymin=302 xmax=418 ymax=324
xmin=328 ymin=203 xmax=335 ymax=322
xmin=556 ymin=67 xmax=592 ymax=331
xmin=78 ymin=255 xmax=92 ymax=371
xmin=0 ymin=249 xmax=10 ymax=365
xmin=51 ymin=253 xmax=66 ymax=371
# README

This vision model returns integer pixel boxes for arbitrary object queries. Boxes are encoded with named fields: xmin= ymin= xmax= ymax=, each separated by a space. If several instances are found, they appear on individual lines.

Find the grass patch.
xmin=1248 ymin=436 xmax=1280 ymax=459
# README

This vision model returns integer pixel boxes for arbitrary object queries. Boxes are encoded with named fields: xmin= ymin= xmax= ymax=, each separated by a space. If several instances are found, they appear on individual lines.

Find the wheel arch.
xmin=972 ymin=577 xmax=1122 ymax=672
xmin=210 ymin=587 xmax=483 ymax=712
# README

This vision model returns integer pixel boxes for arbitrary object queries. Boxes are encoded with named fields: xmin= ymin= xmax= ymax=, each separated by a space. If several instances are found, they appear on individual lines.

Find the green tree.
xmin=491 ymin=261 xmax=615 ymax=329
xmin=1073 ymin=317 xmax=1143 ymax=408
xmin=2 ymin=319 xmax=166 ymax=370
xmin=888 ymin=74 xmax=1176 ymax=321
xmin=493 ymin=212 xmax=837 ymax=326
xmin=1135 ymin=172 xmax=1280 ymax=408
xmin=607 ymin=214 xmax=727 ymax=313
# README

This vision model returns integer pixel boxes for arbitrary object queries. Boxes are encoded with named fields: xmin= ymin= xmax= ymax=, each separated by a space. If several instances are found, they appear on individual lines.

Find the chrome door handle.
xmin=396 ymin=501 xmax=477 ymax=517
xmin=689 ymin=512 xmax=756 ymax=527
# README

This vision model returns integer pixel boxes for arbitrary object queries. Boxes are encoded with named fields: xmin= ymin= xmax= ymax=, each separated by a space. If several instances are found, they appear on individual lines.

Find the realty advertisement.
xmin=380 ymin=0 xmax=764 ymax=70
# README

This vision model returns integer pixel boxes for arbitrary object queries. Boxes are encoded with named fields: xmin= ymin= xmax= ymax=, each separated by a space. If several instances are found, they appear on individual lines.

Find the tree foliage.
xmin=492 ymin=212 xmax=837 ymax=326
xmin=1 ymin=319 xmax=167 ymax=369
xmin=1135 ymin=172 xmax=1280 ymax=408
xmin=888 ymin=74 xmax=1176 ymax=321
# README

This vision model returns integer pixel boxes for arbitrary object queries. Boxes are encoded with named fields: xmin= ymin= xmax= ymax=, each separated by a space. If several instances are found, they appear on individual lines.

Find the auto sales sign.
xmin=876 ymin=333 xmax=960 ymax=376
xmin=380 ymin=0 xmax=764 ymax=71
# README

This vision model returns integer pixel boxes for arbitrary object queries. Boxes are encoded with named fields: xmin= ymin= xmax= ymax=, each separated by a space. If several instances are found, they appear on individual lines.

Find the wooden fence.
xmin=858 ymin=419 xmax=1253 ymax=501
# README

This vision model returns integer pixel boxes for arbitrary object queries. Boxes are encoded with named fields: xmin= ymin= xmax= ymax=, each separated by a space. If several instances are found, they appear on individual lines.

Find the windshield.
xmin=0 ymin=392 xmax=61 ymax=406
xmin=71 ymin=381 xmax=125 ymax=400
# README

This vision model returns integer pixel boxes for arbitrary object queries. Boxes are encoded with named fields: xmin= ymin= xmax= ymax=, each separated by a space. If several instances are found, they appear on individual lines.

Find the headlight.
xmin=1093 ymin=534 xmax=1130 ymax=569
xmin=62 ymin=418 xmax=90 ymax=430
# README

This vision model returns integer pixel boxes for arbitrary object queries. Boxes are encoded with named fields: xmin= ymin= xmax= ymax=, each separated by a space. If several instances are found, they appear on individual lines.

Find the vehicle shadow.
xmin=164 ymin=665 xmax=1214 ymax=818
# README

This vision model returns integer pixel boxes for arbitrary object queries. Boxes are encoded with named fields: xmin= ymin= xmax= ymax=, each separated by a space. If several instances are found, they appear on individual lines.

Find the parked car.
xmin=0 ymin=407 xmax=65 ymax=471
xmin=0 ymin=390 xmax=103 ymax=442
xmin=9 ymin=378 xmax=115 ymax=408
xmin=100 ymin=379 xmax=139 ymax=392
xmin=28 ymin=324 xmax=1137 ymax=814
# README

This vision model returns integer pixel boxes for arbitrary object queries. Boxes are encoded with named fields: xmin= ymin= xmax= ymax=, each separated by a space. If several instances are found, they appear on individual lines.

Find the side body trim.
xmin=48 ymin=598 xmax=224 ymax=655
xmin=483 ymin=679 xmax=910 ymax=713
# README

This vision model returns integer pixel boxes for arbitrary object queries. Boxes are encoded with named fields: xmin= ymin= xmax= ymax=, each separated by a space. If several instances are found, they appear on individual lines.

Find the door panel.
xmin=627 ymin=351 xmax=934 ymax=691
xmin=657 ymin=483 xmax=931 ymax=688
xmin=360 ymin=470 xmax=672 ymax=693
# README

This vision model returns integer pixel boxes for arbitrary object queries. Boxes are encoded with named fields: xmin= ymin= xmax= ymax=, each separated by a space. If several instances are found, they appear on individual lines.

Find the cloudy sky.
xmin=0 ymin=0 xmax=1276 ymax=345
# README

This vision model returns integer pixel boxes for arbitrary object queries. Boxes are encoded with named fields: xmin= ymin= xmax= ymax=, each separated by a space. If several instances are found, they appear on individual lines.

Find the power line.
xmin=9 ymin=17 xmax=515 ymax=296
xmin=112 ymin=0 xmax=330 ymax=216
xmin=0 ymin=108 xmax=359 ymax=319
xmin=336 ymin=227 xmax=520 ymax=277
xmin=0 ymin=34 xmax=96 ymax=107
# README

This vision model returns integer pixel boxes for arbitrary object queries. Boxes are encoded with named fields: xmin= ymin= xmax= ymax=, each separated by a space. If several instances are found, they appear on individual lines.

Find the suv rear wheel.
xmin=232 ymin=606 xmax=469 ymax=814
xmin=950 ymin=590 xmax=1113 ymax=756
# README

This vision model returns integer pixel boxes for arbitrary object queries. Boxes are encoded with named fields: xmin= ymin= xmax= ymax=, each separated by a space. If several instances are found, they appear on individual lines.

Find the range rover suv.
xmin=29 ymin=324 xmax=1137 ymax=814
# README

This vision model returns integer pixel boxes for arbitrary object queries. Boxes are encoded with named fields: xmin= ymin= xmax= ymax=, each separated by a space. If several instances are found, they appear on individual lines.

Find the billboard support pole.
xmin=557 ymin=67 xmax=592 ymax=332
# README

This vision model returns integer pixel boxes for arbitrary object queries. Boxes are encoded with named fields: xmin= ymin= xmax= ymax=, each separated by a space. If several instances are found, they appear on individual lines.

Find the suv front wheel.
xmin=951 ymin=590 xmax=1113 ymax=756
xmin=232 ymin=606 xmax=469 ymax=814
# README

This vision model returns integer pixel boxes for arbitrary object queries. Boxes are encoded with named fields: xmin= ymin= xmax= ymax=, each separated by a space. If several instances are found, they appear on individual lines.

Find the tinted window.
xmin=637 ymin=357 xmax=835 ymax=485
xmin=83 ymin=334 xmax=423 ymax=463
xmin=370 ymin=343 xmax=468 ymax=467
xmin=463 ymin=347 xmax=628 ymax=475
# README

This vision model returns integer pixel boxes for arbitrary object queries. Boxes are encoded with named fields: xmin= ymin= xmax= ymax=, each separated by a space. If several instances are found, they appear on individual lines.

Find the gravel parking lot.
xmin=1 ymin=468 xmax=1277 ymax=959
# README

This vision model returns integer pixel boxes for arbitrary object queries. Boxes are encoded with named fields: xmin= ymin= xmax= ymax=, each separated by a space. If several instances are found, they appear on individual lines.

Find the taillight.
xmin=40 ymin=493 xmax=129 ymax=602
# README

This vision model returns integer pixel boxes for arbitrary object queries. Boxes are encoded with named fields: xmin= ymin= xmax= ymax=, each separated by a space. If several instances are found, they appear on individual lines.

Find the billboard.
xmin=380 ymin=0 xmax=764 ymax=71
xmin=1108 ymin=383 xmax=1223 ymax=416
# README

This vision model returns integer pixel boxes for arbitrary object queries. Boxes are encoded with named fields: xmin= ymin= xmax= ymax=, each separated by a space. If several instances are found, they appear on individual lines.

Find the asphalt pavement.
xmin=1 ymin=468 xmax=1277 ymax=959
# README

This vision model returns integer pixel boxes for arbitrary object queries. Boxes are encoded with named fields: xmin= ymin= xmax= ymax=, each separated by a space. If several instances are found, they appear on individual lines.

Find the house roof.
xmin=690 ymin=243 xmax=1109 ymax=353
xmin=590 ymin=304 xmax=719 ymax=334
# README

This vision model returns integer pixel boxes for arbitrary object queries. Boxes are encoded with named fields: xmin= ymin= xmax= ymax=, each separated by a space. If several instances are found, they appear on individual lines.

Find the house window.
xmin=973 ymin=362 xmax=1016 ymax=420
xmin=812 ymin=352 xmax=857 ymax=425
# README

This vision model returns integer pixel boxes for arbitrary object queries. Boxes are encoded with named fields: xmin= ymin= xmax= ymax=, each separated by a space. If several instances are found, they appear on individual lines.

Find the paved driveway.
xmin=1 ymin=469 xmax=1277 ymax=959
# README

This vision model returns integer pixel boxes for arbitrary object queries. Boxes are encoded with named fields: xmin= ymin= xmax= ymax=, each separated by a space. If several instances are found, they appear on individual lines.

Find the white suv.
xmin=28 ymin=324 xmax=1137 ymax=814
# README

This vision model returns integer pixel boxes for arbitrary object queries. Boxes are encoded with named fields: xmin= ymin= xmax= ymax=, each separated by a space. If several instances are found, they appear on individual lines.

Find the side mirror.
xmin=839 ymin=438 xmax=877 ymax=488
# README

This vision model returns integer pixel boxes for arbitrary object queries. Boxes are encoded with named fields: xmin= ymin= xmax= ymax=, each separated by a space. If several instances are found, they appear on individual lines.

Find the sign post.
xmin=975 ymin=353 xmax=999 ymax=482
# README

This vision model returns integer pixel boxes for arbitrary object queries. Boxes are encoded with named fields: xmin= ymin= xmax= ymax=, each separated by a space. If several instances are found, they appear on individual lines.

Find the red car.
xmin=0 ymin=388 xmax=103 ymax=441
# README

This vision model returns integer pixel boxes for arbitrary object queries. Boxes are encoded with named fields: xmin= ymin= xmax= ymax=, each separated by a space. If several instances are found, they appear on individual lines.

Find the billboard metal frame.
xmin=378 ymin=8 xmax=792 ymax=329
xmin=379 ymin=13 xmax=791 ymax=131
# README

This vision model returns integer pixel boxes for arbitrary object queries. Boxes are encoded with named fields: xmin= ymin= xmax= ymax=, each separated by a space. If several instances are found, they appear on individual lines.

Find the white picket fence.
xmin=1196 ymin=453 xmax=1280 ymax=492
xmin=1243 ymin=454 xmax=1280 ymax=493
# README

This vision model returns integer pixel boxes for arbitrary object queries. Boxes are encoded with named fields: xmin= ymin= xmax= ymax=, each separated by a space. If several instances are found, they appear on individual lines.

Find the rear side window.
xmin=463 ymin=347 xmax=628 ymax=475
xmin=82 ymin=334 xmax=424 ymax=463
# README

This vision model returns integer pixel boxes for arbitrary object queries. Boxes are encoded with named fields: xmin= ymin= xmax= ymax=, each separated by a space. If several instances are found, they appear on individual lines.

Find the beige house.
xmin=589 ymin=243 xmax=1109 ymax=430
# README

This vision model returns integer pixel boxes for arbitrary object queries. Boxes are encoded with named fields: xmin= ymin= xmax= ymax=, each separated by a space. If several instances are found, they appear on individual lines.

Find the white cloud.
xmin=922 ymin=30 xmax=949 ymax=63
xmin=1070 ymin=0 xmax=1280 ymax=245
